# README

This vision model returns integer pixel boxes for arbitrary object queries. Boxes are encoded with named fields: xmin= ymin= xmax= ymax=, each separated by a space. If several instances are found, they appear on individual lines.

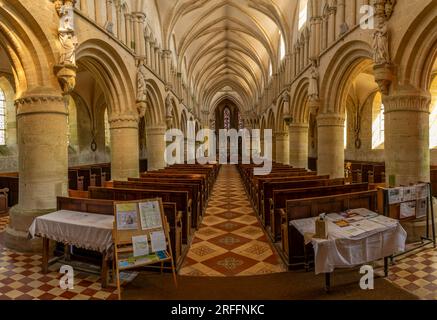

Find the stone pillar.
xmin=125 ymin=13 xmax=133 ymax=49
xmin=317 ymin=113 xmax=345 ymax=178
xmin=80 ymin=0 xmax=88 ymax=15
xmin=384 ymin=86 xmax=431 ymax=186
xmin=146 ymin=125 xmax=167 ymax=171
xmin=289 ymin=123 xmax=309 ymax=169
xmin=275 ymin=131 xmax=289 ymax=164
xmin=5 ymin=87 xmax=68 ymax=252
xmin=109 ymin=115 xmax=140 ymax=180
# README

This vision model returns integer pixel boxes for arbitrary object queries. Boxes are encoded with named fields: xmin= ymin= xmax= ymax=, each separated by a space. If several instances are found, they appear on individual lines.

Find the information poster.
xmin=116 ymin=203 xmax=139 ymax=230
xmin=388 ymin=188 xmax=403 ymax=205
xmin=151 ymin=231 xmax=167 ymax=252
xmin=132 ymin=235 xmax=150 ymax=257
xmin=400 ymin=201 xmax=416 ymax=219
xmin=139 ymin=201 xmax=163 ymax=230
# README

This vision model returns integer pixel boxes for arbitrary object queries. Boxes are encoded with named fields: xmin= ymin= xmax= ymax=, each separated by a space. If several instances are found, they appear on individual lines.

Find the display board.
xmin=113 ymin=198 xmax=177 ymax=300
xmin=380 ymin=183 xmax=436 ymax=256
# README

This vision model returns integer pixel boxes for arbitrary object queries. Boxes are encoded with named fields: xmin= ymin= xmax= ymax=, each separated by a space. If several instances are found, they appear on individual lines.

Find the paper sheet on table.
xmin=370 ymin=215 xmax=398 ymax=227
xmin=348 ymin=208 xmax=379 ymax=218
xmin=351 ymin=219 xmax=386 ymax=232
xmin=150 ymin=231 xmax=167 ymax=253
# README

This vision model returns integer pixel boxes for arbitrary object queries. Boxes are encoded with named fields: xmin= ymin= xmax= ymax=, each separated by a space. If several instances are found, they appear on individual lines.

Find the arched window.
xmin=344 ymin=113 xmax=347 ymax=149
xmin=104 ymin=109 xmax=111 ymax=147
xmin=372 ymin=92 xmax=385 ymax=149
xmin=0 ymin=89 xmax=6 ymax=146
xmin=298 ymin=0 xmax=309 ymax=30
xmin=279 ymin=32 xmax=286 ymax=61
xmin=238 ymin=112 xmax=244 ymax=130
xmin=224 ymin=107 xmax=231 ymax=130
xmin=429 ymin=76 xmax=437 ymax=148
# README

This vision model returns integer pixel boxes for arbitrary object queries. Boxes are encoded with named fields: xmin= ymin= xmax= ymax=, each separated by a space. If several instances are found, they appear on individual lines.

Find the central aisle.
xmin=179 ymin=165 xmax=286 ymax=277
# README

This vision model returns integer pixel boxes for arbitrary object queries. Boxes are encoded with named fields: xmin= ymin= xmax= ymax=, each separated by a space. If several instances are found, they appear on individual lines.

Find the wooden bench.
xmin=113 ymin=180 xmax=202 ymax=229
xmin=281 ymin=190 xmax=378 ymax=269
xmin=0 ymin=188 xmax=9 ymax=214
xmin=57 ymin=196 xmax=183 ymax=266
xmin=88 ymin=187 xmax=193 ymax=244
xmin=270 ymin=183 xmax=369 ymax=241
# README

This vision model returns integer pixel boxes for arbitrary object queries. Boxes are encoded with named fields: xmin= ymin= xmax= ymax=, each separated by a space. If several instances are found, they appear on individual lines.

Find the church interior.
xmin=0 ymin=0 xmax=437 ymax=302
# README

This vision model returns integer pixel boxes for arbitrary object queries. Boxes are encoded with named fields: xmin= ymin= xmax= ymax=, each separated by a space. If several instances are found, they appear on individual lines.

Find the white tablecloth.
xmin=290 ymin=216 xmax=407 ymax=275
xmin=29 ymin=210 xmax=114 ymax=253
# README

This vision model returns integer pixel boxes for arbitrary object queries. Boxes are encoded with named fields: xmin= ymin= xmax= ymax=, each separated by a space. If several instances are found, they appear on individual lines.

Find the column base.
xmin=4 ymin=206 xmax=54 ymax=253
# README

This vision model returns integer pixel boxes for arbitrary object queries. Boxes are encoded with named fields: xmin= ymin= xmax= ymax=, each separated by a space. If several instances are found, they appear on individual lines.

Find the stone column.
xmin=384 ymin=86 xmax=431 ymax=186
xmin=317 ymin=113 xmax=345 ymax=178
xmin=146 ymin=125 xmax=167 ymax=171
xmin=109 ymin=115 xmax=140 ymax=180
xmin=5 ymin=87 xmax=68 ymax=252
xmin=275 ymin=131 xmax=289 ymax=164
xmin=289 ymin=123 xmax=309 ymax=169
xmin=80 ymin=0 xmax=88 ymax=15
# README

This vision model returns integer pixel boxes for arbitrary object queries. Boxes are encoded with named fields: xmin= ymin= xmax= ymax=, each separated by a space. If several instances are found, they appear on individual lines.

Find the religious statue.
xmin=136 ymin=64 xmax=147 ymax=103
xmin=59 ymin=33 xmax=78 ymax=65
xmin=308 ymin=59 xmax=319 ymax=101
xmin=372 ymin=20 xmax=390 ymax=65
xmin=56 ymin=0 xmax=78 ymax=66
xmin=165 ymin=94 xmax=173 ymax=119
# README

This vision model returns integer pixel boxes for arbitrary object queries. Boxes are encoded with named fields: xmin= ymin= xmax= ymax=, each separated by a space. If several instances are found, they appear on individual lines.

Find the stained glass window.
xmin=0 ymin=89 xmax=6 ymax=146
xmin=224 ymin=107 xmax=231 ymax=130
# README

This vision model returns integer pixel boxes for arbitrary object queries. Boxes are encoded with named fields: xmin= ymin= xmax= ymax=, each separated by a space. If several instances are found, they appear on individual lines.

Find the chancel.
xmin=0 ymin=0 xmax=436 ymax=303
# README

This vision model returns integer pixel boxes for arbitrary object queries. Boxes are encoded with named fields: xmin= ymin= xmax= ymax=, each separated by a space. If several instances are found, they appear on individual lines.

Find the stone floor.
xmin=179 ymin=165 xmax=286 ymax=276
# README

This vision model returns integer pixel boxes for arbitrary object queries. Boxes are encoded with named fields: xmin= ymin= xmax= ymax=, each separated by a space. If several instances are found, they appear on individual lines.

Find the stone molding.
xmin=289 ymin=123 xmax=310 ymax=130
xmin=146 ymin=126 xmax=167 ymax=135
xmin=275 ymin=131 xmax=289 ymax=138
xmin=384 ymin=87 xmax=431 ymax=114
xmin=109 ymin=114 xmax=139 ymax=129
xmin=317 ymin=113 xmax=345 ymax=127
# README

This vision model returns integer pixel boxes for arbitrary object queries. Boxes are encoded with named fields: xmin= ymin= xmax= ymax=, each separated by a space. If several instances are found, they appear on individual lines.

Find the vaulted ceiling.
xmin=155 ymin=0 xmax=298 ymax=114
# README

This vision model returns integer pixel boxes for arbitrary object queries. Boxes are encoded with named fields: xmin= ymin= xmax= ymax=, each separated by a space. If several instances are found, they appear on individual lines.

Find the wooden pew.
xmin=281 ymin=190 xmax=378 ymax=269
xmin=0 ymin=173 xmax=18 ymax=207
xmin=56 ymin=196 xmax=183 ymax=267
xmin=113 ymin=180 xmax=202 ymax=229
xmin=270 ymin=183 xmax=369 ymax=241
xmin=0 ymin=188 xmax=9 ymax=214
xmin=261 ymin=178 xmax=344 ymax=228
xmin=88 ymin=187 xmax=192 ymax=244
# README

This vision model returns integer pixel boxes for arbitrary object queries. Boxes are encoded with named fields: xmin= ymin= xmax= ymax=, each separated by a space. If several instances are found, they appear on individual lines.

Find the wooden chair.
xmin=0 ymin=188 xmax=9 ymax=214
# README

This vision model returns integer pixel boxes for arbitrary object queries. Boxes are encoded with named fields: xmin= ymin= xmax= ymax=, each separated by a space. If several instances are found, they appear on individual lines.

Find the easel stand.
xmin=381 ymin=182 xmax=436 ymax=259
xmin=113 ymin=199 xmax=178 ymax=300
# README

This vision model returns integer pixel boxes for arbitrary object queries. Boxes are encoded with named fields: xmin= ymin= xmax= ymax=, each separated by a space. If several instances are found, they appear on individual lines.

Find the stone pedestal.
xmin=275 ymin=131 xmax=289 ymax=164
xmin=384 ymin=86 xmax=431 ymax=186
xmin=5 ymin=87 xmax=68 ymax=252
xmin=289 ymin=123 xmax=309 ymax=169
xmin=317 ymin=113 xmax=345 ymax=178
xmin=147 ymin=125 xmax=167 ymax=171
xmin=110 ymin=115 xmax=140 ymax=180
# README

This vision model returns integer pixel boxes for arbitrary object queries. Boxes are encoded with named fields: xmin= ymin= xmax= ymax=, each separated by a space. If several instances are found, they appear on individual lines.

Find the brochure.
xmin=150 ymin=231 xmax=167 ymax=253
xmin=388 ymin=188 xmax=403 ymax=204
xmin=400 ymin=201 xmax=416 ymax=219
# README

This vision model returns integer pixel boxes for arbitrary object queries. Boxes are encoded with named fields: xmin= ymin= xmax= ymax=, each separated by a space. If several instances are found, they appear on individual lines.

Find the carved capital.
xmin=317 ymin=113 xmax=346 ymax=127
xmin=384 ymin=86 xmax=431 ymax=114
xmin=109 ymin=114 xmax=139 ymax=129
xmin=54 ymin=64 xmax=77 ymax=95
xmin=373 ymin=63 xmax=394 ymax=95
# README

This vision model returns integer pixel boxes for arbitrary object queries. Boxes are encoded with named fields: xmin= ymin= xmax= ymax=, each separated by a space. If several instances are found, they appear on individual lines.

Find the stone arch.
xmin=0 ymin=2 xmax=60 ymax=94
xmin=320 ymin=41 xmax=373 ymax=115
xmin=394 ymin=1 xmax=437 ymax=91
xmin=144 ymin=78 xmax=164 ymax=126
xmin=76 ymin=39 xmax=135 ymax=117
xmin=292 ymin=77 xmax=310 ymax=124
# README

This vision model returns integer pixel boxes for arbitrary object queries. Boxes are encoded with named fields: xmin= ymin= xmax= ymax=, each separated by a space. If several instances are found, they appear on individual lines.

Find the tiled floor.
xmin=179 ymin=165 xmax=286 ymax=276
xmin=386 ymin=246 xmax=437 ymax=300
xmin=0 ymin=215 xmax=122 ymax=300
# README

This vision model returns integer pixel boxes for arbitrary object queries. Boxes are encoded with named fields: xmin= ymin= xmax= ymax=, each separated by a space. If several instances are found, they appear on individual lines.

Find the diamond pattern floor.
xmin=179 ymin=165 xmax=286 ymax=277
xmin=0 ymin=215 xmax=124 ymax=300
